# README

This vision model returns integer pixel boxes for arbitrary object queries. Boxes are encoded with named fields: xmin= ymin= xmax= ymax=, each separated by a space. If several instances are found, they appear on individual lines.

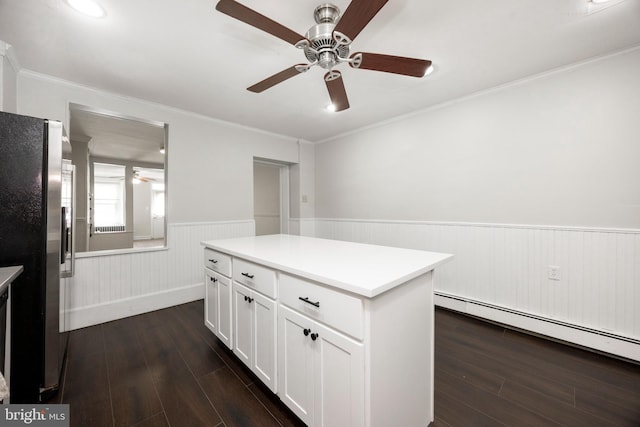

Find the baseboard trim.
xmin=66 ymin=283 xmax=205 ymax=330
xmin=435 ymin=292 xmax=640 ymax=363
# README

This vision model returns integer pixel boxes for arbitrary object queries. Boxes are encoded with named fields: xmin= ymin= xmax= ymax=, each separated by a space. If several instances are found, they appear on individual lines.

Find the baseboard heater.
xmin=434 ymin=291 xmax=640 ymax=363
xmin=95 ymin=225 xmax=125 ymax=233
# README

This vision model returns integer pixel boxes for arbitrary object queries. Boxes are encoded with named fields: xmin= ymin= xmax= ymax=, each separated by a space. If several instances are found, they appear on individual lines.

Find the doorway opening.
xmin=253 ymin=159 xmax=290 ymax=236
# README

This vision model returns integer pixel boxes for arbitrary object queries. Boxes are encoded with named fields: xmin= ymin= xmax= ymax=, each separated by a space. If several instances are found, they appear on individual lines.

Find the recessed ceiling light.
xmin=326 ymin=104 xmax=336 ymax=113
xmin=66 ymin=0 xmax=106 ymax=18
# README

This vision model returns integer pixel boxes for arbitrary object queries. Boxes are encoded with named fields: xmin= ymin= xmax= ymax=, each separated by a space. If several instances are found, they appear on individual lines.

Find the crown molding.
xmin=0 ymin=40 xmax=21 ymax=72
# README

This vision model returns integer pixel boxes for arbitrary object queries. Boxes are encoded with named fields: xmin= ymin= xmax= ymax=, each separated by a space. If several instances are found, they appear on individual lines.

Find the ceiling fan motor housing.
xmin=304 ymin=4 xmax=349 ymax=69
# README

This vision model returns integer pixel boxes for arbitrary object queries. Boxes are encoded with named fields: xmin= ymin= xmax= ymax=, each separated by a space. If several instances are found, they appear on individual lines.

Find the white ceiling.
xmin=69 ymin=104 xmax=166 ymax=164
xmin=1 ymin=0 xmax=640 ymax=142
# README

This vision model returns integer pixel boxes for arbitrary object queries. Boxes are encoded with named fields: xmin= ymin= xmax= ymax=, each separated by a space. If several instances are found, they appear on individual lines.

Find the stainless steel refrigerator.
xmin=0 ymin=111 xmax=74 ymax=403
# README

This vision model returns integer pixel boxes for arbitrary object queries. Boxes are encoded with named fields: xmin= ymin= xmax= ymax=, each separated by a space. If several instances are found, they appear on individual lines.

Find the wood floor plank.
xmin=436 ymin=332 xmax=576 ymax=405
xmin=68 ymin=396 xmax=114 ymax=427
xmin=62 ymin=349 xmax=110 ymax=404
xmin=163 ymin=306 xmax=227 ymax=378
xmin=199 ymin=366 xmax=282 ymax=427
xmin=436 ymin=365 xmax=563 ymax=426
xmin=499 ymin=379 xmax=618 ymax=427
xmin=138 ymin=324 xmax=192 ymax=382
xmin=131 ymin=413 xmax=169 ymax=427
xmin=247 ymin=381 xmax=307 ymax=427
xmin=111 ymin=379 xmax=163 ymax=427
xmin=67 ymin=324 xmax=105 ymax=357
xmin=575 ymin=386 xmax=640 ymax=426
xmin=502 ymin=328 xmax=640 ymax=394
xmin=434 ymin=388 xmax=506 ymax=427
xmin=434 ymin=347 xmax=505 ymax=394
xmin=154 ymin=372 xmax=222 ymax=427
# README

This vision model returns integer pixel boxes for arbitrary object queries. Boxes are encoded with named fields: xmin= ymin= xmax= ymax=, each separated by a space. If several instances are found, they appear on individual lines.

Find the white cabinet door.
xmin=313 ymin=321 xmax=364 ymax=427
xmin=217 ymin=275 xmax=232 ymax=349
xmin=233 ymin=282 xmax=278 ymax=392
xmin=252 ymin=291 xmax=277 ymax=392
xmin=278 ymin=305 xmax=314 ymax=426
xmin=205 ymin=270 xmax=219 ymax=335
xmin=233 ymin=282 xmax=252 ymax=367
xmin=205 ymin=270 xmax=233 ymax=349
xmin=278 ymin=305 xmax=364 ymax=427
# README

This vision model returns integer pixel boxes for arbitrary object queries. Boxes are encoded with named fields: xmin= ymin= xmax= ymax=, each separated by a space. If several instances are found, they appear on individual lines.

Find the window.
xmin=93 ymin=163 xmax=125 ymax=229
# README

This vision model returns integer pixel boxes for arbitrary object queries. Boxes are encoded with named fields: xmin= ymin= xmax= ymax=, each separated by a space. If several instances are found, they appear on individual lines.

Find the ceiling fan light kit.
xmin=215 ymin=0 xmax=432 ymax=112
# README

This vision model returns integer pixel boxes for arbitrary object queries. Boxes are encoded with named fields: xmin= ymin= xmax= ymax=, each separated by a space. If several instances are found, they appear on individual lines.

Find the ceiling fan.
xmin=215 ymin=0 xmax=432 ymax=112
xmin=132 ymin=171 xmax=156 ymax=183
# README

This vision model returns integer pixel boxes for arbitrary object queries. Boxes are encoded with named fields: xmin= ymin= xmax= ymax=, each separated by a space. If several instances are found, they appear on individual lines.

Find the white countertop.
xmin=0 ymin=265 xmax=23 ymax=293
xmin=202 ymin=235 xmax=453 ymax=298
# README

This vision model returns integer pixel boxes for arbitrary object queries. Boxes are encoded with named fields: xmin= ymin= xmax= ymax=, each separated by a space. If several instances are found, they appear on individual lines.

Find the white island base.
xmin=201 ymin=235 xmax=452 ymax=427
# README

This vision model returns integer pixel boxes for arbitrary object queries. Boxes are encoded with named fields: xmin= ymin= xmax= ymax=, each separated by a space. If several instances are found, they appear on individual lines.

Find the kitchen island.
xmin=201 ymin=234 xmax=452 ymax=427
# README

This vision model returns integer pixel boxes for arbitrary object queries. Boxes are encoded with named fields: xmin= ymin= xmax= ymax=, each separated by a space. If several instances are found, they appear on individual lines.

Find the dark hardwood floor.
xmin=50 ymin=301 xmax=640 ymax=426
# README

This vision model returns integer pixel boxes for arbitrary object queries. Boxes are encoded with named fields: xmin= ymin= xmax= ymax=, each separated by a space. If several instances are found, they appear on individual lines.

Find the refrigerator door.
xmin=42 ymin=119 xmax=63 ymax=395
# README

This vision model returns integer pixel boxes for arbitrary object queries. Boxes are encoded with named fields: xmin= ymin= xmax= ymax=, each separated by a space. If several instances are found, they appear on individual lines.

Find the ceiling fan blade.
xmin=247 ymin=65 xmax=307 ymax=93
xmin=216 ymin=0 xmax=307 ymax=46
xmin=332 ymin=0 xmax=388 ymax=44
xmin=324 ymin=70 xmax=350 ymax=112
xmin=350 ymin=52 xmax=432 ymax=78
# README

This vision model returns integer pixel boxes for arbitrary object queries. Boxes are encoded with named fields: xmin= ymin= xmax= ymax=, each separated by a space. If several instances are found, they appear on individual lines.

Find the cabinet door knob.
xmin=241 ymin=272 xmax=255 ymax=279
xmin=210 ymin=277 xmax=218 ymax=283
xmin=303 ymin=328 xmax=311 ymax=336
xmin=310 ymin=333 xmax=319 ymax=341
xmin=208 ymin=259 xmax=218 ymax=264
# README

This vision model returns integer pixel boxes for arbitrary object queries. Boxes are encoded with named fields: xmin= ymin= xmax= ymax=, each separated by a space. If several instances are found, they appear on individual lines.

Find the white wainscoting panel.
xmin=305 ymin=218 xmax=640 ymax=361
xmin=68 ymin=220 xmax=254 ymax=330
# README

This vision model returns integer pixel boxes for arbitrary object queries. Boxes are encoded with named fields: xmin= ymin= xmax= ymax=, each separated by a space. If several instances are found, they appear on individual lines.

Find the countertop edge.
xmin=0 ymin=265 xmax=24 ymax=293
xmin=202 ymin=237 xmax=453 ymax=298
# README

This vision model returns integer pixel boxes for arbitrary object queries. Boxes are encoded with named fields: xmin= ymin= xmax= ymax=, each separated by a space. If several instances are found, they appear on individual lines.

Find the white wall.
xmin=16 ymin=70 xmax=305 ymax=327
xmin=253 ymin=162 xmax=281 ymax=235
xmin=311 ymin=47 xmax=640 ymax=360
xmin=133 ymin=180 xmax=153 ymax=240
xmin=0 ymin=41 xmax=18 ymax=113
xmin=315 ymin=47 xmax=640 ymax=229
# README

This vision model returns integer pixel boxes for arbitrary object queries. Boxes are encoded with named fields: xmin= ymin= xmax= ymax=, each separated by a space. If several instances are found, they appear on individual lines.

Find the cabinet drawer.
xmin=233 ymin=258 xmax=277 ymax=299
xmin=204 ymin=248 xmax=231 ymax=276
xmin=279 ymin=273 xmax=364 ymax=340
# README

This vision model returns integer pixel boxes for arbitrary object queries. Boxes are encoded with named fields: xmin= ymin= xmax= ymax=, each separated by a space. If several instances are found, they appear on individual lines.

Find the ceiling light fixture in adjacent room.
xmin=66 ymin=0 xmax=106 ymax=18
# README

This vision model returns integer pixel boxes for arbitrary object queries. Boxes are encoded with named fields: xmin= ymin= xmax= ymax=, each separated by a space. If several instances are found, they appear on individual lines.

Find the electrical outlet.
xmin=548 ymin=265 xmax=561 ymax=281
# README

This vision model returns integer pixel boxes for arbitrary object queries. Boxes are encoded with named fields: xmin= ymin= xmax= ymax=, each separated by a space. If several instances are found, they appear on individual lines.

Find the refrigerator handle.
xmin=60 ymin=207 xmax=67 ymax=264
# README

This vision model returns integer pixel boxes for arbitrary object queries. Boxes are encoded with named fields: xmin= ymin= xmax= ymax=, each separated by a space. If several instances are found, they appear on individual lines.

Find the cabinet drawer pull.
xmin=243 ymin=295 xmax=253 ymax=303
xmin=298 ymin=297 xmax=320 ymax=308
xmin=303 ymin=328 xmax=311 ymax=336
xmin=241 ymin=272 xmax=255 ymax=279
xmin=208 ymin=259 xmax=218 ymax=264
xmin=210 ymin=277 xmax=218 ymax=283
xmin=310 ymin=332 xmax=319 ymax=341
